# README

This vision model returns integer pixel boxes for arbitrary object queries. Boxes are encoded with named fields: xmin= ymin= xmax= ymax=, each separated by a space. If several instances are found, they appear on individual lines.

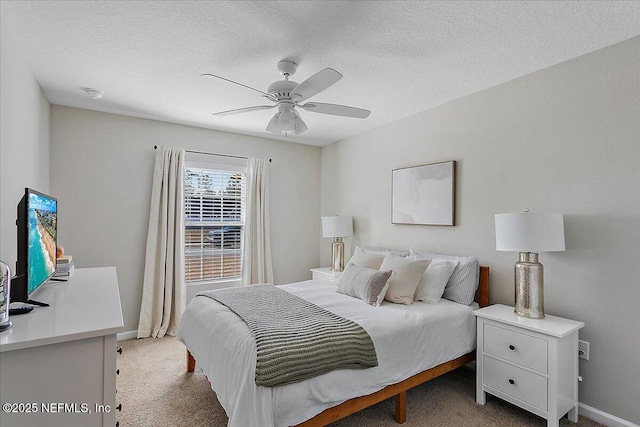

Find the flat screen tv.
xmin=11 ymin=188 xmax=57 ymax=305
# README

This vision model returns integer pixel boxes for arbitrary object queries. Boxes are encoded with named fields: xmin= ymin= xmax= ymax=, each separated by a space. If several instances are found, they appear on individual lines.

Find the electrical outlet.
xmin=578 ymin=340 xmax=590 ymax=360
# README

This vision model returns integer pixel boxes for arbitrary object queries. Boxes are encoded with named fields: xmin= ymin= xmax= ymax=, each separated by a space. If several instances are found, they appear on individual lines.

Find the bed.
xmin=177 ymin=253 xmax=489 ymax=427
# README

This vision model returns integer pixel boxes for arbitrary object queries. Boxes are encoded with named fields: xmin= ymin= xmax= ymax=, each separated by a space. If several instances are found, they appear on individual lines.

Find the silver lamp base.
xmin=331 ymin=237 xmax=345 ymax=272
xmin=514 ymin=252 xmax=545 ymax=319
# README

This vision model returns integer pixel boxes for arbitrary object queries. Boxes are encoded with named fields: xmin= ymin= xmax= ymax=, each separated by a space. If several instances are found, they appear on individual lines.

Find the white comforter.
xmin=177 ymin=279 xmax=477 ymax=427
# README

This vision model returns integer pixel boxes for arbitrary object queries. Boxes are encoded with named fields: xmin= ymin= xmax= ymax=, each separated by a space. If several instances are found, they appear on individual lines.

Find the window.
xmin=184 ymin=163 xmax=246 ymax=283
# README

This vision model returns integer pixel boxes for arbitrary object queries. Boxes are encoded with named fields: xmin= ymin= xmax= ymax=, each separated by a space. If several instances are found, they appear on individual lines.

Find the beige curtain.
xmin=137 ymin=147 xmax=186 ymax=338
xmin=242 ymin=158 xmax=274 ymax=285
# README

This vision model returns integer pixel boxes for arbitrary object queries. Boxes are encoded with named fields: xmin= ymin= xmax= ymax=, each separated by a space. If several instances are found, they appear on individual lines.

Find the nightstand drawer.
xmin=483 ymin=355 xmax=548 ymax=411
xmin=484 ymin=324 xmax=548 ymax=373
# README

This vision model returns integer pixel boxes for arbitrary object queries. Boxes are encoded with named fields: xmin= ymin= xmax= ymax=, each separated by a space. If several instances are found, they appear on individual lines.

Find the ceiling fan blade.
xmin=300 ymin=102 xmax=370 ymax=118
xmin=290 ymin=68 xmax=342 ymax=101
xmin=266 ymin=112 xmax=281 ymax=134
xmin=212 ymin=105 xmax=275 ymax=116
xmin=202 ymin=73 xmax=270 ymax=97
xmin=292 ymin=112 xmax=308 ymax=135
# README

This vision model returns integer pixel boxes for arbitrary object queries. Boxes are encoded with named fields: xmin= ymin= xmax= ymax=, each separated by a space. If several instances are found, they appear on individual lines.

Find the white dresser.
xmin=474 ymin=304 xmax=584 ymax=427
xmin=0 ymin=267 xmax=124 ymax=427
xmin=310 ymin=267 xmax=342 ymax=283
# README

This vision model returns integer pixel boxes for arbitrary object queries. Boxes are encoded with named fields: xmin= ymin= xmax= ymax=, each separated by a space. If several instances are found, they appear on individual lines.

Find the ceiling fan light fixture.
xmin=266 ymin=113 xmax=281 ymax=134
xmin=277 ymin=108 xmax=295 ymax=131
xmin=293 ymin=111 xmax=308 ymax=135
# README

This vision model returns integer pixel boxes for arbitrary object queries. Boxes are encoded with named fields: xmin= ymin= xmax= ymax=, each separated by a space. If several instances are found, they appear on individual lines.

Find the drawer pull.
xmin=117 ymin=346 xmax=123 ymax=355
xmin=116 ymin=403 xmax=122 ymax=411
xmin=508 ymin=379 xmax=515 ymax=385
xmin=509 ymin=344 xmax=515 ymax=351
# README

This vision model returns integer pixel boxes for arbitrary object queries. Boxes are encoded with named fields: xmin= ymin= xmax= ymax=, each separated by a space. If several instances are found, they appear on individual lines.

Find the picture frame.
xmin=392 ymin=160 xmax=456 ymax=226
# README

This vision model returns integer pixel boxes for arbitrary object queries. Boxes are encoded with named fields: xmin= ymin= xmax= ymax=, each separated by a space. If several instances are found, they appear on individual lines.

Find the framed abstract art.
xmin=392 ymin=160 xmax=456 ymax=226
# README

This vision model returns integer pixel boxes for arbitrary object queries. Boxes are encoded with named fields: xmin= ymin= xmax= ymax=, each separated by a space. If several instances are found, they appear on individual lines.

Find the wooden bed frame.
xmin=186 ymin=266 xmax=490 ymax=426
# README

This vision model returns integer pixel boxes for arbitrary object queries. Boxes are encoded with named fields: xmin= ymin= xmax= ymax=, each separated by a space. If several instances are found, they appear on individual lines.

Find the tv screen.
xmin=26 ymin=190 xmax=57 ymax=295
xmin=12 ymin=188 xmax=58 ymax=303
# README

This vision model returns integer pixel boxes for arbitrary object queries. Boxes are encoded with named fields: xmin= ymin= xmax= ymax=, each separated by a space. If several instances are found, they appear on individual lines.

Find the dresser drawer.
xmin=484 ymin=324 xmax=548 ymax=373
xmin=483 ymin=355 xmax=548 ymax=411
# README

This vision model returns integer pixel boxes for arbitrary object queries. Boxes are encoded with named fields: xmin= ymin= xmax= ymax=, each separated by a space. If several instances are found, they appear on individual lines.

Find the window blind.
xmin=184 ymin=166 xmax=246 ymax=283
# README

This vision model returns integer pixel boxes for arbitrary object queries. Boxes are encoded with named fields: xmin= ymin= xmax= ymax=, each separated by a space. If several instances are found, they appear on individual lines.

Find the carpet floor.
xmin=116 ymin=336 xmax=603 ymax=427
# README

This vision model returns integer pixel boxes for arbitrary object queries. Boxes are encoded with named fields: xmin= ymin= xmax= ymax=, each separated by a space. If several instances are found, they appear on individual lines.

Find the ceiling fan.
xmin=203 ymin=60 xmax=371 ymax=135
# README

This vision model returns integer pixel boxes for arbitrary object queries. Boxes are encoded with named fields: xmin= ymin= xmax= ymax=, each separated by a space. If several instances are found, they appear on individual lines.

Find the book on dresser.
xmin=55 ymin=255 xmax=74 ymax=277
xmin=57 ymin=254 xmax=72 ymax=264
xmin=54 ymin=265 xmax=74 ymax=277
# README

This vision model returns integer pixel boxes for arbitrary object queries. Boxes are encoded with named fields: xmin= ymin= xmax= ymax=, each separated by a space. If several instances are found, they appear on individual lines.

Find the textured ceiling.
xmin=1 ymin=1 xmax=639 ymax=146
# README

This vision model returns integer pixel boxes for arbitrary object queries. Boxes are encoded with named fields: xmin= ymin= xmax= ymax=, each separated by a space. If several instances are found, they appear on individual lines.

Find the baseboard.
xmin=579 ymin=403 xmax=638 ymax=427
xmin=117 ymin=330 xmax=138 ymax=341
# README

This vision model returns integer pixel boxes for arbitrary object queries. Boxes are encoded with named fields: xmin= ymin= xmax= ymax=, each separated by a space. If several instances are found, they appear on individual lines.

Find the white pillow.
xmin=346 ymin=247 xmax=385 ymax=270
xmin=380 ymin=254 xmax=430 ymax=305
xmin=409 ymin=249 xmax=480 ymax=305
xmin=413 ymin=259 xmax=459 ymax=304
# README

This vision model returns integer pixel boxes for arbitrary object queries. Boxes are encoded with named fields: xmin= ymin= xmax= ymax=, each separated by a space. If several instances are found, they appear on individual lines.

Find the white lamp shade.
xmin=322 ymin=216 xmax=353 ymax=238
xmin=495 ymin=212 xmax=565 ymax=252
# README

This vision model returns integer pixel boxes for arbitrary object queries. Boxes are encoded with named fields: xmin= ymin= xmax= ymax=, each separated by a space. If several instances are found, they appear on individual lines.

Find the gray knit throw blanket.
xmin=197 ymin=285 xmax=378 ymax=387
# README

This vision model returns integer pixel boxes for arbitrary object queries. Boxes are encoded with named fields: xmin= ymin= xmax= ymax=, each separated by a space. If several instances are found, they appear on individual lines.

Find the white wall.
xmin=0 ymin=21 xmax=50 ymax=267
xmin=321 ymin=37 xmax=640 ymax=423
xmin=50 ymin=106 xmax=321 ymax=332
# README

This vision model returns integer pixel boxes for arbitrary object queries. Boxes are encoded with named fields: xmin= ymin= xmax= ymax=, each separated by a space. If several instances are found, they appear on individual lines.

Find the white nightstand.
xmin=310 ymin=267 xmax=342 ymax=283
xmin=474 ymin=304 xmax=585 ymax=427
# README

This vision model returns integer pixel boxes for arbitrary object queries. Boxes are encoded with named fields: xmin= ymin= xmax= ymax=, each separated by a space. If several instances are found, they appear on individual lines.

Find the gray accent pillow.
xmin=337 ymin=263 xmax=392 ymax=306
xmin=409 ymin=249 xmax=480 ymax=305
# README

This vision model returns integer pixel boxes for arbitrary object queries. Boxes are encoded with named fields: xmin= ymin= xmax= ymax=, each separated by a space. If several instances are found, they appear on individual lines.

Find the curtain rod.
xmin=154 ymin=145 xmax=271 ymax=163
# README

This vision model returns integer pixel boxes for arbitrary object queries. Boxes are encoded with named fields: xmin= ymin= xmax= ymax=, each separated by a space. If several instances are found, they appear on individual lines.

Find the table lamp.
xmin=495 ymin=210 xmax=565 ymax=319
xmin=322 ymin=216 xmax=353 ymax=272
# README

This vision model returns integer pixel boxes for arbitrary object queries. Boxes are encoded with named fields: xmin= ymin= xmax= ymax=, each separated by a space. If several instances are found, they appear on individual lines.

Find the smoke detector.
xmin=83 ymin=88 xmax=103 ymax=99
